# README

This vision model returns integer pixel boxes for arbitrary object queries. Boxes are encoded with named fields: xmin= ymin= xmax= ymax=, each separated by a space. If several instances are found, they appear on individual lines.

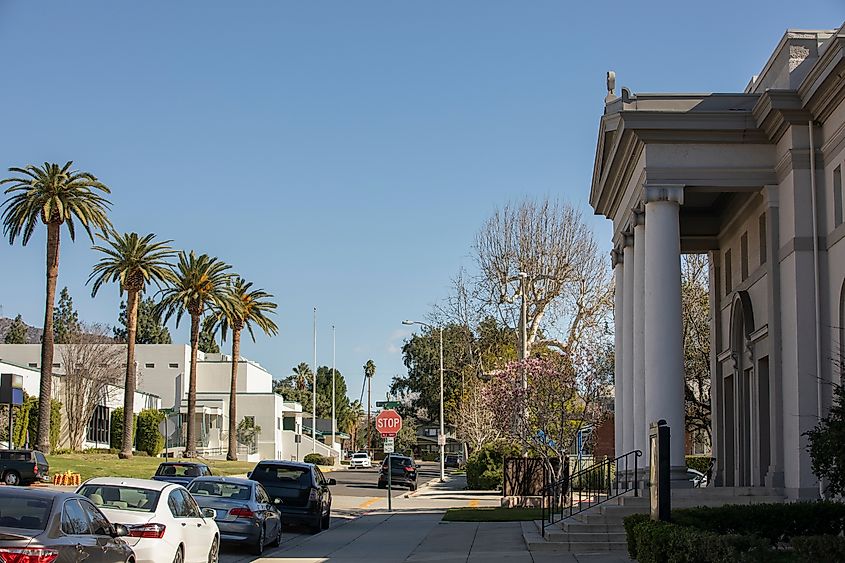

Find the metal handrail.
xmin=541 ymin=449 xmax=642 ymax=537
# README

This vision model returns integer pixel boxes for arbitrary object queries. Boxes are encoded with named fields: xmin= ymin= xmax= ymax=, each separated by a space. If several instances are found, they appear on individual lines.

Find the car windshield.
xmin=253 ymin=465 xmax=310 ymax=486
xmin=352 ymin=454 xmax=368 ymax=459
xmin=188 ymin=481 xmax=252 ymax=500
xmin=384 ymin=457 xmax=412 ymax=468
xmin=0 ymin=495 xmax=52 ymax=530
xmin=78 ymin=485 xmax=160 ymax=513
xmin=156 ymin=464 xmax=204 ymax=477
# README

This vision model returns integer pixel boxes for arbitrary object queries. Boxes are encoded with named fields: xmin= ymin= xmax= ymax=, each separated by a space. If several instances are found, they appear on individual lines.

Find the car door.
xmin=168 ymin=488 xmax=213 ymax=562
xmin=79 ymin=499 xmax=126 ymax=563
xmin=61 ymin=498 xmax=106 ymax=563
xmin=256 ymin=484 xmax=281 ymax=539
xmin=313 ymin=468 xmax=330 ymax=514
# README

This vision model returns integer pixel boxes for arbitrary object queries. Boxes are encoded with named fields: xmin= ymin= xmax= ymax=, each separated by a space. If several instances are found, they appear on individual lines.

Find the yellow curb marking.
xmin=359 ymin=497 xmax=380 ymax=509
xmin=468 ymin=500 xmax=480 ymax=508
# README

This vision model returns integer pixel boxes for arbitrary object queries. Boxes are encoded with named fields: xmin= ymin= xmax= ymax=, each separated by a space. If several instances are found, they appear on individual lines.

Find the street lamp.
xmin=403 ymin=319 xmax=445 ymax=482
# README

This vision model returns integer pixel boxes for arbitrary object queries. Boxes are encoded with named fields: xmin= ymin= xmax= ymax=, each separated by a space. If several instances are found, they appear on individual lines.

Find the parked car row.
xmin=0 ymin=455 xmax=335 ymax=562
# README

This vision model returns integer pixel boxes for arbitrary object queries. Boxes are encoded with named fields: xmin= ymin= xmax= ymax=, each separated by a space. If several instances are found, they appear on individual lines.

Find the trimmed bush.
xmin=792 ymin=535 xmax=845 ymax=562
xmin=685 ymin=455 xmax=712 ymax=475
xmin=421 ymin=452 xmax=438 ymax=462
xmin=625 ymin=502 xmax=845 ymax=562
xmin=109 ymin=408 xmax=138 ymax=450
xmin=136 ymin=409 xmax=165 ymax=456
xmin=465 ymin=440 xmax=521 ymax=490
xmin=303 ymin=453 xmax=335 ymax=466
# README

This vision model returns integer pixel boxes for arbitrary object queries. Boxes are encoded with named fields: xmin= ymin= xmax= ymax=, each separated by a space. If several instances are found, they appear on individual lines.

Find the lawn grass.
xmin=47 ymin=453 xmax=257 ymax=481
xmin=442 ymin=507 xmax=543 ymax=522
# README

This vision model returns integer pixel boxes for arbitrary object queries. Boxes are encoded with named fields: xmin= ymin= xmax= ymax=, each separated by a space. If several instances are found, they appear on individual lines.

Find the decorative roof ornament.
xmin=605 ymin=70 xmax=617 ymax=103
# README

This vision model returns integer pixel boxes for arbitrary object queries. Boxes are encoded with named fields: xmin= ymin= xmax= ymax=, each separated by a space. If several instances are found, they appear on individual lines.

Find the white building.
xmin=0 ymin=344 xmax=335 ymax=461
xmin=0 ymin=359 xmax=161 ymax=450
xmin=591 ymin=24 xmax=845 ymax=499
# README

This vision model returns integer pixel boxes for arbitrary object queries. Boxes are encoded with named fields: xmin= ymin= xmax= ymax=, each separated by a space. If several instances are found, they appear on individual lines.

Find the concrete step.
xmin=545 ymin=530 xmax=627 ymax=544
xmin=561 ymin=521 xmax=625 ymax=534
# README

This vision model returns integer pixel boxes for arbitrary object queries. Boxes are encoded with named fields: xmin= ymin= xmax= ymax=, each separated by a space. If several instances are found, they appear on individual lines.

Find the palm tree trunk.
xmin=185 ymin=313 xmax=200 ymax=458
xmin=227 ymin=328 xmax=241 ymax=461
xmin=37 ymin=222 xmax=60 ymax=454
xmin=120 ymin=289 xmax=139 ymax=459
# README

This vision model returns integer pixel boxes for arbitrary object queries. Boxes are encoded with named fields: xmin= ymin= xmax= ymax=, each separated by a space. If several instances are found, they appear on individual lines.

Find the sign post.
xmin=376 ymin=410 xmax=402 ymax=512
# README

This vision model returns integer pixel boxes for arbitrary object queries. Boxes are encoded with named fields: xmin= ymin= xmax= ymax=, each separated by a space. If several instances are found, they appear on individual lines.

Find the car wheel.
xmin=270 ymin=521 xmax=282 ymax=547
xmin=322 ymin=508 xmax=331 ymax=530
xmin=207 ymin=536 xmax=219 ymax=563
xmin=309 ymin=510 xmax=323 ymax=534
xmin=3 ymin=471 xmax=20 ymax=486
xmin=251 ymin=525 xmax=265 ymax=555
xmin=377 ymin=482 xmax=386 ymax=489
xmin=172 ymin=546 xmax=184 ymax=563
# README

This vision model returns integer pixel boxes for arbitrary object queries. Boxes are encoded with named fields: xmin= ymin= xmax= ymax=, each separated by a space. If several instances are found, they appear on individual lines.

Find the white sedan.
xmin=77 ymin=477 xmax=220 ymax=563
xmin=349 ymin=452 xmax=372 ymax=469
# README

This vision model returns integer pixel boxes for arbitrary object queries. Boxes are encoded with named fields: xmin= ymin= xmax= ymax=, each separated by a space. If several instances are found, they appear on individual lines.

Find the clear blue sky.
xmin=0 ymin=2 xmax=841 ymax=404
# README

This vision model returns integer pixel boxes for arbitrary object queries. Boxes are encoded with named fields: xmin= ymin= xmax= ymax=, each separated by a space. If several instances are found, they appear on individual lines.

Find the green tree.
xmin=4 ymin=314 xmax=28 ymax=344
xmin=316 ymin=366 xmax=349 ymax=419
xmin=156 ymin=251 xmax=233 ymax=457
xmin=292 ymin=362 xmax=312 ymax=391
xmin=807 ymin=383 xmax=845 ymax=496
xmin=211 ymin=277 xmax=278 ymax=460
xmin=135 ymin=409 xmax=166 ymax=456
xmin=53 ymin=287 xmax=80 ymax=344
xmin=1 ymin=161 xmax=112 ymax=453
xmin=89 ymin=230 xmax=176 ymax=459
xmin=198 ymin=316 xmax=220 ymax=354
xmin=114 ymin=297 xmax=172 ymax=344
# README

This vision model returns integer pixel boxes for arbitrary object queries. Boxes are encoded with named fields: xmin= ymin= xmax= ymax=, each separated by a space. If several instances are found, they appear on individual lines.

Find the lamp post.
xmin=403 ymin=319 xmax=445 ymax=482
xmin=332 ymin=325 xmax=336 ymax=455
xmin=312 ymin=307 xmax=317 ymax=454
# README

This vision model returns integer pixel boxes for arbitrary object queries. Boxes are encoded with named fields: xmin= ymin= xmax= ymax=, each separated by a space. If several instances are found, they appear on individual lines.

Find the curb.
xmin=402 ymin=476 xmax=444 ymax=498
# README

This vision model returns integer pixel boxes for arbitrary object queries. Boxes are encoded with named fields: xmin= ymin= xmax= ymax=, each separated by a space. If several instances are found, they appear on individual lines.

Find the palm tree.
xmin=292 ymin=362 xmax=312 ymax=391
xmin=88 ymin=231 xmax=176 ymax=459
xmin=212 ymin=277 xmax=278 ymax=460
xmin=341 ymin=400 xmax=364 ymax=451
xmin=1 ymin=162 xmax=111 ymax=453
xmin=156 ymin=251 xmax=233 ymax=457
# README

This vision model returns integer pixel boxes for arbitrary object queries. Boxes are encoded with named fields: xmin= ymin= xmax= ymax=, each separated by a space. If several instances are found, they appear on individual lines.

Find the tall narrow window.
xmin=759 ymin=213 xmax=767 ymax=266
xmin=725 ymin=249 xmax=733 ymax=295
xmin=835 ymin=165 xmax=843 ymax=227
xmin=740 ymin=232 xmax=749 ymax=280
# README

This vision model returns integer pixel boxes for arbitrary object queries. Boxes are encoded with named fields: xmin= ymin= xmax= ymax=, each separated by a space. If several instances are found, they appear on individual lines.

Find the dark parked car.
xmin=444 ymin=454 xmax=463 ymax=469
xmin=247 ymin=461 xmax=334 ymax=534
xmin=378 ymin=455 xmax=417 ymax=490
xmin=188 ymin=476 xmax=282 ymax=556
xmin=151 ymin=462 xmax=211 ymax=486
xmin=0 ymin=449 xmax=50 ymax=486
xmin=0 ymin=487 xmax=134 ymax=562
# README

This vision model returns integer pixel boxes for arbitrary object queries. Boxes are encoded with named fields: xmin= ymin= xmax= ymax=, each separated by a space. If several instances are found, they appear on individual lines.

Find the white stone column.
xmin=612 ymin=248 xmax=625 ymax=458
xmin=622 ymin=232 xmax=635 ymax=456
xmin=643 ymin=185 xmax=687 ymax=479
xmin=632 ymin=209 xmax=646 ymax=458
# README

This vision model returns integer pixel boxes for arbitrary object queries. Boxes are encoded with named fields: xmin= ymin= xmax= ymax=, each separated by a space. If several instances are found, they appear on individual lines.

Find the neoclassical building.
xmin=591 ymin=24 xmax=845 ymax=499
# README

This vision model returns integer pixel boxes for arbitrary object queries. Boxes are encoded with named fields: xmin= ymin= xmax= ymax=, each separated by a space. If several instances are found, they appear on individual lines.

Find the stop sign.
xmin=376 ymin=409 xmax=402 ymax=437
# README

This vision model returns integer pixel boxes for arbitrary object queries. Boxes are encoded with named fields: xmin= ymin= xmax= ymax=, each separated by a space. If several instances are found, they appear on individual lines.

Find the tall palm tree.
xmin=1 ymin=162 xmax=111 ymax=453
xmin=292 ymin=362 xmax=312 ymax=391
xmin=156 ymin=251 xmax=233 ymax=457
xmin=212 ymin=277 xmax=278 ymax=460
xmin=88 ymin=231 xmax=176 ymax=459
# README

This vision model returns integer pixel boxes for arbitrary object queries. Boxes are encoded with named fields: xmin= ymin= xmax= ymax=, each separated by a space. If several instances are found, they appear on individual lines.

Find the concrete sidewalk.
xmin=259 ymin=511 xmax=633 ymax=562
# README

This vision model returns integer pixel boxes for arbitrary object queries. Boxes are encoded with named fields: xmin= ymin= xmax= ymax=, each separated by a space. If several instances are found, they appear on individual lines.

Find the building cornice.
xmin=752 ymin=90 xmax=812 ymax=143
xmin=799 ymin=34 xmax=845 ymax=121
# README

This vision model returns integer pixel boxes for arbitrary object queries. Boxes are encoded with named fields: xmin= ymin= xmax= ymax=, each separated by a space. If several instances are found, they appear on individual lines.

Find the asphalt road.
xmin=325 ymin=460 xmax=440 ymax=497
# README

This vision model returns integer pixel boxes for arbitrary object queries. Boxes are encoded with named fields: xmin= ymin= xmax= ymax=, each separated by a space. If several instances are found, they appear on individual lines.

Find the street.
xmin=326 ymin=461 xmax=441 ymax=497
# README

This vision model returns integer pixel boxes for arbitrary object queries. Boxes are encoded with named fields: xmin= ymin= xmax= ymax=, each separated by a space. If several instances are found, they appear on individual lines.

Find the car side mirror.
xmin=112 ymin=524 xmax=129 ymax=538
xmin=327 ymin=478 xmax=337 ymax=486
xmin=202 ymin=508 xmax=216 ymax=519
xmin=246 ymin=471 xmax=252 ymax=479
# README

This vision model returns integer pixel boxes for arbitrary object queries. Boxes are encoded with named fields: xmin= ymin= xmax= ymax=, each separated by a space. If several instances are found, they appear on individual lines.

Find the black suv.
xmin=248 ymin=460 xmax=335 ymax=533
xmin=0 ymin=449 xmax=50 ymax=486
xmin=378 ymin=455 xmax=417 ymax=490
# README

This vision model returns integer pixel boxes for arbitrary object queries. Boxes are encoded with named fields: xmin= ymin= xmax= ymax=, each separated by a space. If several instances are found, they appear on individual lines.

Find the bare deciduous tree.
xmin=474 ymin=197 xmax=613 ymax=358
xmin=456 ymin=380 xmax=500 ymax=452
xmin=682 ymin=254 xmax=711 ymax=447
xmin=59 ymin=324 xmax=122 ymax=451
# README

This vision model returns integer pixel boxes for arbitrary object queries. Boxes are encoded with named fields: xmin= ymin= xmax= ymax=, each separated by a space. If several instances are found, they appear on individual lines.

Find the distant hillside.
xmin=0 ymin=317 xmax=42 ymax=344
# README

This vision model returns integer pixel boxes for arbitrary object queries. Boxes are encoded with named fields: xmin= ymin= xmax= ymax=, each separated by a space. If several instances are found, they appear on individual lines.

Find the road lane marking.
xmin=468 ymin=499 xmax=479 ymax=508
xmin=358 ymin=497 xmax=380 ymax=509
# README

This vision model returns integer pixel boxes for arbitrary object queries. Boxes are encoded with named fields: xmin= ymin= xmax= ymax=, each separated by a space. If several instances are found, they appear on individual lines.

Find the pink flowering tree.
xmin=483 ymin=354 xmax=609 ymax=486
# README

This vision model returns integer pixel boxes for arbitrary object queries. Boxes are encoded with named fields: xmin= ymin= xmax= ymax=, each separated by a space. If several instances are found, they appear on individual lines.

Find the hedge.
xmin=136 ymin=409 xmax=165 ymax=456
xmin=303 ymin=453 xmax=335 ymax=466
xmin=465 ymin=440 xmax=521 ymax=490
xmin=624 ymin=502 xmax=845 ymax=563
xmin=685 ymin=455 xmax=712 ymax=475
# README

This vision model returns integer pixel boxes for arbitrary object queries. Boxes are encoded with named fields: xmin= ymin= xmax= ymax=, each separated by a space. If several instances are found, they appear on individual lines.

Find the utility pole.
xmin=312 ymin=307 xmax=317 ymax=454
xmin=331 ymin=325 xmax=336 ymax=455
